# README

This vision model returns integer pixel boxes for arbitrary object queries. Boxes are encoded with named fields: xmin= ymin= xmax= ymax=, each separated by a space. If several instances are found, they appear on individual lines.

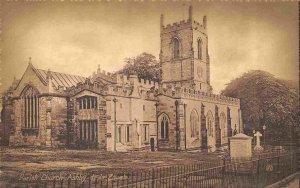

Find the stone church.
xmin=1 ymin=6 xmax=242 ymax=152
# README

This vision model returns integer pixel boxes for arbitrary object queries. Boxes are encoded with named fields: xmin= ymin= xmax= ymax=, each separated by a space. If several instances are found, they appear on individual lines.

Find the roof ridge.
xmin=36 ymin=68 xmax=87 ymax=78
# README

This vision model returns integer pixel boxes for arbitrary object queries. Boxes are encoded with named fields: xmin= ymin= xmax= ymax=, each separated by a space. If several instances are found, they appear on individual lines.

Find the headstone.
xmin=254 ymin=131 xmax=263 ymax=152
xmin=229 ymin=133 xmax=253 ymax=159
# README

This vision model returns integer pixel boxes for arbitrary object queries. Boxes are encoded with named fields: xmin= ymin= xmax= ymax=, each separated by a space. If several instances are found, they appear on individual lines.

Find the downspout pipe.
xmin=184 ymin=103 xmax=187 ymax=151
xmin=113 ymin=98 xmax=117 ymax=152
xmin=175 ymin=100 xmax=179 ymax=151
xmin=155 ymin=102 xmax=159 ymax=151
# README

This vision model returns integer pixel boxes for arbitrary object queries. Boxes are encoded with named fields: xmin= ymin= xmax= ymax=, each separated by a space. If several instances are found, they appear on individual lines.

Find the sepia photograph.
xmin=0 ymin=0 xmax=299 ymax=187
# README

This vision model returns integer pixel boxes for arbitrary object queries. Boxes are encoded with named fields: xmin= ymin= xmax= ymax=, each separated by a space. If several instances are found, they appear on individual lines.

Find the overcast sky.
xmin=1 ymin=1 xmax=298 ymax=94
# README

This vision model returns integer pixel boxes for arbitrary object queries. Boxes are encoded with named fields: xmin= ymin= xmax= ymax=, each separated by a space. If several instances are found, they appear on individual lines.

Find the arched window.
xmin=190 ymin=110 xmax=199 ymax=138
xmin=198 ymin=39 xmax=202 ymax=60
xmin=173 ymin=38 xmax=180 ymax=58
xmin=160 ymin=114 xmax=169 ymax=139
xmin=220 ymin=113 xmax=227 ymax=138
xmin=21 ymin=85 xmax=39 ymax=129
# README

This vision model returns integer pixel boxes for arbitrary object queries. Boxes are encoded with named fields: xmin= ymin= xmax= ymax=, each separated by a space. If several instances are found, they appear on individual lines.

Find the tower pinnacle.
xmin=160 ymin=14 xmax=164 ymax=29
xmin=189 ymin=6 xmax=193 ymax=22
xmin=203 ymin=16 xmax=207 ymax=29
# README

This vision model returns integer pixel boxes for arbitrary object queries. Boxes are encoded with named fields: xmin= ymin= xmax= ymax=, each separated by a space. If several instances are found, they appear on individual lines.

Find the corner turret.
xmin=203 ymin=15 xmax=207 ymax=29
xmin=188 ymin=6 xmax=193 ymax=22
xmin=160 ymin=14 xmax=164 ymax=30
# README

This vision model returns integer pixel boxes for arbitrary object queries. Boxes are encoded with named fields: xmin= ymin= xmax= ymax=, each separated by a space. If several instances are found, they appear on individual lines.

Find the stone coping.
xmin=230 ymin=133 xmax=252 ymax=140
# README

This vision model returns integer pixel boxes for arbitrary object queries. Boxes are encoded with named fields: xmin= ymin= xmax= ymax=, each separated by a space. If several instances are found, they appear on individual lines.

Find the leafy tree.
xmin=117 ymin=52 xmax=161 ymax=82
xmin=221 ymin=70 xmax=299 ymax=143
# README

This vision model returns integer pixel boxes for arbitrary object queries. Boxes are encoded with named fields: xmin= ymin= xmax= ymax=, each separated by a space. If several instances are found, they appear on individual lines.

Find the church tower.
xmin=160 ymin=6 xmax=212 ymax=93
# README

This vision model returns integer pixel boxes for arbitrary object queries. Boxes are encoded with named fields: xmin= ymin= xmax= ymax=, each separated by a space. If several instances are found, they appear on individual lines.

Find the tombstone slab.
xmin=229 ymin=133 xmax=253 ymax=159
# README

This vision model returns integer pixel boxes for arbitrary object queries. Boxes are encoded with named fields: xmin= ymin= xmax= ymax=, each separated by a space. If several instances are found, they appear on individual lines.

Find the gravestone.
xmin=229 ymin=133 xmax=253 ymax=159
xmin=254 ymin=131 xmax=263 ymax=152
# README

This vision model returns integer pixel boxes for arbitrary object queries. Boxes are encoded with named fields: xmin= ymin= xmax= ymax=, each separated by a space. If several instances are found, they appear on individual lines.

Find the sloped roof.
xmin=35 ymin=69 xmax=86 ymax=88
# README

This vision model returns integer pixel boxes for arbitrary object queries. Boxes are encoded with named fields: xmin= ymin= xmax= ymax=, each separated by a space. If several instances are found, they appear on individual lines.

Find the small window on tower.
xmin=173 ymin=38 xmax=180 ymax=59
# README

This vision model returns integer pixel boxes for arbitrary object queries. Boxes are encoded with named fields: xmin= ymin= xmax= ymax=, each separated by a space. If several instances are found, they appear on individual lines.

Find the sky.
xmin=1 ymin=1 xmax=298 ymax=94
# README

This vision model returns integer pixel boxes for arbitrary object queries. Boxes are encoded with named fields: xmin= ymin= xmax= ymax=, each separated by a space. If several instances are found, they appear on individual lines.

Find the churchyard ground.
xmin=0 ymin=147 xmax=224 ymax=184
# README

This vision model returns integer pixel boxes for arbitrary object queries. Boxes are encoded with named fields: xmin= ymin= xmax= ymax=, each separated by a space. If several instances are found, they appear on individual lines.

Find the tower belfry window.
xmin=173 ymin=38 xmax=180 ymax=59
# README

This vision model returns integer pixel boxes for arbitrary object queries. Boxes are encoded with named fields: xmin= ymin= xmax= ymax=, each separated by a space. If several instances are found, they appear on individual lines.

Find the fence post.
xmin=122 ymin=172 xmax=125 ymax=188
xmin=68 ymin=178 xmax=71 ymax=188
xmin=257 ymin=156 xmax=260 ymax=187
xmin=135 ymin=171 xmax=138 ymax=188
xmin=106 ymin=174 xmax=108 ymax=188
xmin=277 ymin=155 xmax=280 ymax=181
xmin=222 ymin=157 xmax=225 ymax=187
xmin=60 ymin=180 xmax=63 ymax=188
xmin=151 ymin=169 xmax=154 ymax=188
xmin=94 ymin=178 xmax=97 ymax=188
xmin=100 ymin=175 xmax=103 ymax=188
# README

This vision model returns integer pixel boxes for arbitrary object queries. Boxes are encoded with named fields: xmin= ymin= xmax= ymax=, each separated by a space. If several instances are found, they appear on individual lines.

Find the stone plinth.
xmin=229 ymin=133 xmax=252 ymax=159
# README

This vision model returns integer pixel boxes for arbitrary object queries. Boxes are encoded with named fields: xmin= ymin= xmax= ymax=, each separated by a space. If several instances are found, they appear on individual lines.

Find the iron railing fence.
xmin=11 ymin=150 xmax=298 ymax=188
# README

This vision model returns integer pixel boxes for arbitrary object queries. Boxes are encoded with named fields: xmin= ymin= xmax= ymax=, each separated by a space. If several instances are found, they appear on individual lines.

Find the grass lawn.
xmin=0 ymin=147 xmax=225 ymax=184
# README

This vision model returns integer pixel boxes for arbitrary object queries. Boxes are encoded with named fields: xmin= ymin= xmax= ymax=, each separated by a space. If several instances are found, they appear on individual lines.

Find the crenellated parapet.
xmin=104 ymin=84 xmax=156 ymax=100
xmin=105 ymin=84 xmax=133 ymax=97
xmin=66 ymin=72 xmax=158 ymax=100
xmin=192 ymin=20 xmax=206 ymax=33
xmin=161 ymin=6 xmax=207 ymax=34
xmin=66 ymin=79 xmax=105 ymax=96
xmin=115 ymin=74 xmax=158 ymax=90
xmin=162 ymin=19 xmax=192 ymax=34
xmin=161 ymin=19 xmax=207 ymax=34
xmin=111 ymin=74 xmax=158 ymax=100
xmin=158 ymin=84 xmax=240 ymax=105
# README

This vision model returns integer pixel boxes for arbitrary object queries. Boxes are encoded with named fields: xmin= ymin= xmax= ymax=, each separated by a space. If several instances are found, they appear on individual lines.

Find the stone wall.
xmin=73 ymin=90 xmax=107 ymax=149
xmin=157 ymin=95 xmax=178 ymax=151
xmin=157 ymin=93 xmax=241 ymax=152
xmin=105 ymin=95 xmax=157 ymax=151
xmin=49 ymin=97 xmax=68 ymax=147
xmin=8 ymin=95 xmax=69 ymax=147
xmin=1 ymin=98 xmax=15 ymax=145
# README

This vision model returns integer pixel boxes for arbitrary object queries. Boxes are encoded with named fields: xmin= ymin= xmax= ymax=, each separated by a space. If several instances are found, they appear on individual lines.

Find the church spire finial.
xmin=46 ymin=69 xmax=52 ymax=79
xmin=28 ymin=57 xmax=32 ymax=65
